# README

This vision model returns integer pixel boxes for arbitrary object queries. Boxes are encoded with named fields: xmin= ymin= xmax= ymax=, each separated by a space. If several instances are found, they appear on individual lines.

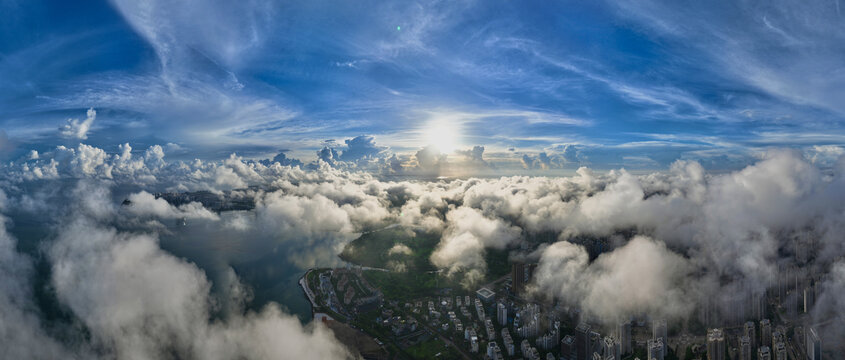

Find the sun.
xmin=423 ymin=119 xmax=461 ymax=153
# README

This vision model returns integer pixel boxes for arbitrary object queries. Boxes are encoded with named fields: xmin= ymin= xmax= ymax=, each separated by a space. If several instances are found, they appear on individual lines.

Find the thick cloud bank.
xmin=0 ymin=182 xmax=352 ymax=359
xmin=4 ymin=143 xmax=845 ymax=352
xmin=50 ymin=218 xmax=349 ymax=360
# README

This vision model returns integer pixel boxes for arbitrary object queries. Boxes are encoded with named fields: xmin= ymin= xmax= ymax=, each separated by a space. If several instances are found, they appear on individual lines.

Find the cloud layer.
xmin=0 ymin=180 xmax=353 ymax=359
xmin=4 ymin=142 xmax=845 ymax=353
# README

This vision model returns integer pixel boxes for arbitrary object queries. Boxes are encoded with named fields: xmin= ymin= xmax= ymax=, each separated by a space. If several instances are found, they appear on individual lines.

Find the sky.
xmin=2 ymin=0 xmax=844 ymax=172
xmin=4 ymin=1 xmax=845 ymax=357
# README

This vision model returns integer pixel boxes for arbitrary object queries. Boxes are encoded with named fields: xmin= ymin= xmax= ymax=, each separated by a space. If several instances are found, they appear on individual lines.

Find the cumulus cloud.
xmin=456 ymin=145 xmax=488 ymax=166
xmin=254 ymin=187 xmax=391 ymax=267
xmin=532 ymin=236 xmax=694 ymax=321
xmin=316 ymin=146 xmax=341 ymax=167
xmin=414 ymin=145 xmax=446 ymax=171
xmin=430 ymin=207 xmax=521 ymax=285
xmin=521 ymin=145 xmax=583 ymax=170
xmin=806 ymin=145 xmax=844 ymax=167
xmin=0 ymin=179 xmax=354 ymax=359
xmin=388 ymin=243 xmax=412 ymax=256
xmin=0 ymin=191 xmax=71 ymax=358
xmin=123 ymin=191 xmax=220 ymax=220
xmin=260 ymin=151 xmax=303 ymax=167
xmin=49 ymin=217 xmax=350 ymax=360
xmin=310 ymin=136 xmax=393 ymax=170
xmin=339 ymin=135 xmax=387 ymax=163
xmin=521 ymin=152 xmax=558 ymax=170
xmin=5 ymin=141 xmax=845 ymax=350
xmin=59 ymin=108 xmax=97 ymax=140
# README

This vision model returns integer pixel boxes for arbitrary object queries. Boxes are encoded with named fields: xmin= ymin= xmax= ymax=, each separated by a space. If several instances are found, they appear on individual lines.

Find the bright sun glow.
xmin=423 ymin=120 xmax=461 ymax=153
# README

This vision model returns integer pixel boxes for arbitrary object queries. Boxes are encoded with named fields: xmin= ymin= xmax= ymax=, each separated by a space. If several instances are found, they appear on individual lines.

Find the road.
xmin=414 ymin=316 xmax=474 ymax=360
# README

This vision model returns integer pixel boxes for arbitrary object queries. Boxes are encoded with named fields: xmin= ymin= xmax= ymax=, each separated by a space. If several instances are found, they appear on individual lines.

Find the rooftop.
xmin=476 ymin=287 xmax=495 ymax=299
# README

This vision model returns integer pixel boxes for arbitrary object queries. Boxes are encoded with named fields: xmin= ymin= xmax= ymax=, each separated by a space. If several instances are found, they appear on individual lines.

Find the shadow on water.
xmin=157 ymin=211 xmax=346 ymax=324
xmin=9 ymin=207 xmax=340 ymax=326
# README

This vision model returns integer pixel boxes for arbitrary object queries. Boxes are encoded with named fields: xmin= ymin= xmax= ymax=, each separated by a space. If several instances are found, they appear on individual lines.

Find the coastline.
xmin=298 ymin=269 xmax=317 ymax=319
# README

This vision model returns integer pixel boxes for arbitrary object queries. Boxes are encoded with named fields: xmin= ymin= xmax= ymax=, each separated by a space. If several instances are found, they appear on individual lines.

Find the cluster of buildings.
xmin=705 ymin=322 xmax=822 ymax=360
xmin=321 ymin=258 xmax=830 ymax=360
xmin=151 ymin=189 xmax=255 ymax=212
xmin=560 ymin=322 xmax=627 ymax=360
xmin=308 ymin=268 xmax=385 ymax=321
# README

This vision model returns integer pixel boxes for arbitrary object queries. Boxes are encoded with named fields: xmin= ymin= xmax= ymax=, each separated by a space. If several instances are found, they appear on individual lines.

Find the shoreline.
xmin=298 ymin=269 xmax=317 ymax=319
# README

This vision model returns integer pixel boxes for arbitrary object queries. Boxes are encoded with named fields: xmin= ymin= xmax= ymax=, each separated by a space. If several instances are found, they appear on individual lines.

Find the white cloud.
xmin=124 ymin=191 xmax=219 ymax=220
xmin=4 ymin=143 xmax=845 ymax=348
xmin=49 ymin=217 xmax=350 ymax=360
xmin=430 ymin=207 xmax=521 ymax=285
xmin=388 ymin=244 xmax=412 ymax=256
xmin=59 ymin=108 xmax=96 ymax=139
xmin=532 ymin=236 xmax=694 ymax=321
xmin=0 ymin=192 xmax=71 ymax=358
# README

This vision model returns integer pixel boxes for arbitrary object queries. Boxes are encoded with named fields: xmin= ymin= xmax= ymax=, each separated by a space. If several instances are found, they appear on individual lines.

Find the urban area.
xmin=301 ymin=254 xmax=825 ymax=360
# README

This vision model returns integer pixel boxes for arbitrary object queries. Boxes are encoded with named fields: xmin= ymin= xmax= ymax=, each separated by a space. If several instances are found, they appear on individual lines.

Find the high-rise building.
xmin=538 ymin=332 xmax=558 ymax=351
xmin=771 ymin=328 xmax=784 ymax=349
xmin=739 ymin=336 xmax=751 ymax=360
xmin=522 ymin=339 xmax=532 ymax=357
xmin=511 ymin=262 xmax=526 ymax=293
xmin=806 ymin=327 xmax=821 ymax=360
xmin=511 ymin=262 xmax=536 ymax=294
xmin=488 ymin=341 xmax=499 ymax=359
xmin=653 ymin=319 xmax=667 ymax=353
xmin=647 ymin=338 xmax=664 ymax=360
xmin=502 ymin=328 xmax=515 ymax=356
xmin=743 ymin=322 xmax=756 ymax=354
xmin=575 ymin=323 xmax=592 ymax=360
xmin=706 ymin=328 xmax=725 ymax=360
xmin=617 ymin=321 xmax=632 ymax=355
xmin=751 ymin=291 xmax=767 ymax=320
xmin=602 ymin=336 xmax=620 ymax=360
xmin=561 ymin=335 xmax=575 ymax=360
xmin=774 ymin=342 xmax=787 ymax=360
xmin=497 ymin=302 xmax=508 ymax=326
xmin=760 ymin=319 xmax=772 ymax=348
xmin=804 ymin=283 xmax=815 ymax=313
xmin=758 ymin=346 xmax=771 ymax=360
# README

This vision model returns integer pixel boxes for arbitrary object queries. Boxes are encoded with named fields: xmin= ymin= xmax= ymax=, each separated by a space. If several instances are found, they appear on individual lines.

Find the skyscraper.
xmin=510 ymin=262 xmax=536 ymax=294
xmin=743 ymin=322 xmax=756 ymax=355
xmin=739 ymin=336 xmax=751 ymax=360
xmin=511 ymin=262 xmax=526 ymax=294
xmin=653 ymin=319 xmax=667 ymax=354
xmin=706 ymin=328 xmax=725 ymax=360
xmin=561 ymin=335 xmax=575 ymax=360
xmin=497 ymin=302 xmax=508 ymax=326
xmin=647 ymin=338 xmax=664 ymax=360
xmin=760 ymin=319 xmax=772 ymax=348
xmin=758 ymin=346 xmax=771 ymax=360
xmin=806 ymin=327 xmax=821 ymax=360
xmin=804 ymin=283 xmax=815 ymax=313
xmin=617 ymin=321 xmax=632 ymax=355
xmin=575 ymin=323 xmax=591 ymax=360
xmin=771 ymin=327 xmax=785 ymax=350
xmin=603 ymin=336 xmax=620 ymax=360
xmin=774 ymin=342 xmax=787 ymax=360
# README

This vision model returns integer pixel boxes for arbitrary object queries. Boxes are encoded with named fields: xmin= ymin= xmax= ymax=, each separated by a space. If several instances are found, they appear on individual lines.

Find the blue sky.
xmin=1 ymin=0 xmax=844 ymax=171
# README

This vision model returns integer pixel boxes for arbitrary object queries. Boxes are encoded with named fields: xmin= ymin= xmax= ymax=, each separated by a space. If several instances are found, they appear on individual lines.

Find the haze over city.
xmin=0 ymin=1 xmax=843 ymax=359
